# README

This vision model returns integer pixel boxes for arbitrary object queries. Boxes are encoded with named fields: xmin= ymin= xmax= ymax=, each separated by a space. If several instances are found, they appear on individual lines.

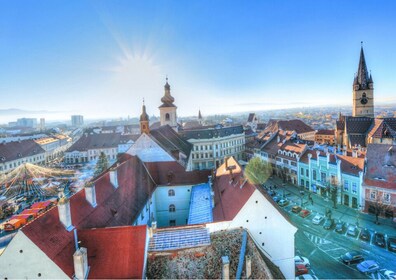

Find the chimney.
xmin=343 ymin=149 xmax=347 ymax=156
xmin=109 ymin=166 xmax=118 ymax=188
xmin=84 ymin=183 xmax=97 ymax=207
xmin=245 ymin=255 xmax=252 ymax=279
xmin=58 ymin=196 xmax=74 ymax=231
xmin=326 ymin=152 xmax=330 ymax=169
xmin=316 ymin=151 xmax=320 ymax=167
xmin=277 ymin=135 xmax=280 ymax=143
xmin=222 ymin=256 xmax=230 ymax=280
xmin=73 ymin=247 xmax=89 ymax=280
xmin=352 ymin=149 xmax=358 ymax=158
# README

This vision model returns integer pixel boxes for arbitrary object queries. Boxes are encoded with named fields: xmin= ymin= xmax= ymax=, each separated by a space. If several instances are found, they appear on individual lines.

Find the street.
xmin=265 ymin=177 xmax=396 ymax=279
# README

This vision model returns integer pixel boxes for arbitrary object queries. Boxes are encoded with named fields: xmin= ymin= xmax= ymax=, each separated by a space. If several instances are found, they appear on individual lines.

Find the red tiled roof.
xmin=337 ymin=154 xmax=364 ymax=176
xmin=66 ymin=133 xmax=123 ymax=152
xmin=364 ymin=144 xmax=396 ymax=189
xmin=22 ymin=156 xmax=155 ymax=278
xmin=0 ymin=139 xmax=45 ymax=163
xmin=264 ymin=119 xmax=314 ymax=135
xmin=316 ymin=129 xmax=335 ymax=136
xmin=212 ymin=157 xmax=255 ymax=221
xmin=79 ymin=226 xmax=147 ymax=279
xmin=144 ymin=161 xmax=211 ymax=186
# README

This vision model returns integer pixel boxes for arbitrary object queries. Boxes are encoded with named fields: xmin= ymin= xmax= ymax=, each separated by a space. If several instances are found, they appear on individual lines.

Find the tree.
xmin=244 ymin=157 xmax=272 ymax=185
xmin=94 ymin=152 xmax=109 ymax=176
xmin=369 ymin=196 xmax=393 ymax=225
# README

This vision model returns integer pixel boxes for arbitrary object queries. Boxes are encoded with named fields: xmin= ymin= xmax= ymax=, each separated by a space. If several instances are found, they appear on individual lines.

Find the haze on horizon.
xmin=1 ymin=0 xmax=396 ymax=121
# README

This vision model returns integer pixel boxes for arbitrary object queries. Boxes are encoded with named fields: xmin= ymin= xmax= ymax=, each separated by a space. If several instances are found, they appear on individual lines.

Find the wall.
xmin=229 ymin=190 xmax=296 ymax=280
xmin=0 ymin=231 xmax=70 ymax=279
xmin=154 ymin=185 xmax=192 ymax=227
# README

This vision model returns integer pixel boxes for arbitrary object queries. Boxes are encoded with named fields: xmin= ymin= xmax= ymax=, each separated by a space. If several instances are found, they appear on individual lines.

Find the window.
xmin=165 ymin=113 xmax=170 ymax=121
xmin=383 ymin=193 xmax=391 ymax=203
xmin=168 ymin=189 xmax=175 ymax=196
xmin=344 ymin=181 xmax=349 ymax=192
xmin=321 ymin=172 xmax=326 ymax=183
xmin=169 ymin=204 xmax=176 ymax=212
xmin=301 ymin=179 xmax=304 ymax=186
xmin=169 ymin=220 xmax=176 ymax=226
xmin=370 ymin=190 xmax=376 ymax=200
xmin=312 ymin=170 xmax=317 ymax=180
xmin=351 ymin=183 xmax=357 ymax=194
xmin=306 ymin=169 xmax=309 ymax=177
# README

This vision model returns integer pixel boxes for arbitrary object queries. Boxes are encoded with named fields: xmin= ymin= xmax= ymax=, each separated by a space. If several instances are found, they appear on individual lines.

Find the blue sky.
xmin=1 ymin=0 xmax=396 ymax=121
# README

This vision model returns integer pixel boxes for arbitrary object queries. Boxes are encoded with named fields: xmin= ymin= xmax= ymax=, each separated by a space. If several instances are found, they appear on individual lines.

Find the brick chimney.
xmin=109 ymin=166 xmax=118 ymax=188
xmin=84 ymin=182 xmax=97 ymax=207
xmin=222 ymin=256 xmax=230 ymax=280
xmin=73 ymin=247 xmax=89 ymax=279
xmin=58 ymin=196 xmax=74 ymax=231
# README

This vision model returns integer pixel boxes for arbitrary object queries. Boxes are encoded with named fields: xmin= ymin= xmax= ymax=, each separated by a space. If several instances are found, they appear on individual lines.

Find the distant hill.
xmin=0 ymin=108 xmax=51 ymax=115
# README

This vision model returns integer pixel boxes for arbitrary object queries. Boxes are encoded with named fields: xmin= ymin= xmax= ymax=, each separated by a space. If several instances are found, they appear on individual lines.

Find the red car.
xmin=295 ymin=264 xmax=309 ymax=276
xmin=299 ymin=209 xmax=311 ymax=218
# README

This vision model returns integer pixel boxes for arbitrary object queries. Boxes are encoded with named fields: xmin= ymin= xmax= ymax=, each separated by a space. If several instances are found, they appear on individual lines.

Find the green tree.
xmin=94 ymin=152 xmax=109 ymax=176
xmin=244 ymin=157 xmax=272 ymax=185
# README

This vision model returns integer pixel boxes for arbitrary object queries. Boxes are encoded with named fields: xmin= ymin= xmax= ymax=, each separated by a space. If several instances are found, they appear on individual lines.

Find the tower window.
xmin=169 ymin=204 xmax=176 ymax=212
xmin=168 ymin=189 xmax=175 ymax=196
xmin=165 ymin=113 xmax=170 ymax=121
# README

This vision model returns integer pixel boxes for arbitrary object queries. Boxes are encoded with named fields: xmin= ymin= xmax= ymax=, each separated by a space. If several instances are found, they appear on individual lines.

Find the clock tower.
xmin=352 ymin=44 xmax=374 ymax=118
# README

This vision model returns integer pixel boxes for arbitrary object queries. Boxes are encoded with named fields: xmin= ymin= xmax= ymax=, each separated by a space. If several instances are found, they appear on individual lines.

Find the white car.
xmin=312 ymin=214 xmax=324 ymax=225
xmin=294 ymin=255 xmax=310 ymax=267
xmin=296 ymin=274 xmax=318 ymax=280
xmin=384 ymin=270 xmax=396 ymax=280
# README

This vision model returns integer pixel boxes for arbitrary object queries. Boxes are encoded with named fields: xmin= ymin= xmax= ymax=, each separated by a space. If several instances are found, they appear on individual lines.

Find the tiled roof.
xmin=0 ymin=139 xmax=45 ymax=163
xmin=144 ymin=161 xmax=210 ymax=186
xmin=345 ymin=117 xmax=373 ymax=134
xmin=367 ymin=118 xmax=396 ymax=139
xmin=66 ymin=133 xmax=123 ymax=152
xmin=337 ymin=154 xmax=364 ymax=176
xmin=22 ymin=155 xmax=156 ymax=277
xmin=364 ymin=144 xmax=396 ymax=189
xmin=256 ymin=123 xmax=267 ymax=130
xmin=264 ymin=119 xmax=314 ymax=135
xmin=149 ymin=121 xmax=161 ymax=130
xmin=349 ymin=135 xmax=367 ymax=148
xmin=120 ymin=134 xmax=140 ymax=143
xmin=78 ymin=226 xmax=147 ymax=279
xmin=212 ymin=157 xmax=255 ymax=221
xmin=150 ymin=125 xmax=193 ymax=160
xmin=180 ymin=125 xmax=244 ymax=140
xmin=316 ymin=129 xmax=335 ymax=136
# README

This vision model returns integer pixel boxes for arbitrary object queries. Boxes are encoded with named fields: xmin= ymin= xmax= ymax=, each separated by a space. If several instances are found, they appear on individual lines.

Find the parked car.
xmin=278 ymin=199 xmax=289 ymax=207
xmin=335 ymin=221 xmax=345 ymax=233
xmin=340 ymin=250 xmax=364 ymax=265
xmin=347 ymin=224 xmax=358 ymax=237
xmin=299 ymin=209 xmax=311 ymax=218
xmin=388 ymin=236 xmax=396 ymax=253
xmin=294 ymin=255 xmax=310 ymax=267
xmin=268 ymin=190 xmax=277 ymax=197
xmin=383 ymin=270 xmax=396 ymax=280
xmin=359 ymin=228 xmax=371 ymax=242
xmin=295 ymin=264 xmax=309 ymax=276
xmin=273 ymin=196 xmax=281 ymax=203
xmin=357 ymin=260 xmax=380 ymax=273
xmin=296 ymin=274 xmax=318 ymax=280
xmin=312 ymin=214 xmax=324 ymax=225
xmin=374 ymin=232 xmax=386 ymax=248
xmin=323 ymin=218 xmax=334 ymax=230
xmin=292 ymin=206 xmax=302 ymax=213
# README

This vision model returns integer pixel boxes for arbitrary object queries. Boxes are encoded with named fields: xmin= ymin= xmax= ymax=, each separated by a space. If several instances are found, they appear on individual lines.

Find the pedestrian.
xmin=310 ymin=197 xmax=314 ymax=205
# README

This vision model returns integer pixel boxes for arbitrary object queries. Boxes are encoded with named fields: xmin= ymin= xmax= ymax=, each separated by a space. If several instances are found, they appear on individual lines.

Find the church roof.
xmin=160 ymin=78 xmax=175 ymax=107
xmin=140 ymin=103 xmax=149 ymax=122
xmin=345 ymin=116 xmax=373 ymax=134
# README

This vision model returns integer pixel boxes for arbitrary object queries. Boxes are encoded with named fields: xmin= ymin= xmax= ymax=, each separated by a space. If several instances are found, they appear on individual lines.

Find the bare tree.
xmin=244 ymin=157 xmax=272 ymax=185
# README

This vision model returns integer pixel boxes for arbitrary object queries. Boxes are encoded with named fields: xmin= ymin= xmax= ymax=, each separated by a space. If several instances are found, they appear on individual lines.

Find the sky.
xmin=1 ymin=0 xmax=396 ymax=122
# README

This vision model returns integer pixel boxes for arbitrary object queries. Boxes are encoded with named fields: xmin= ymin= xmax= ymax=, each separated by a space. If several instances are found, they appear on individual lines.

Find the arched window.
xmin=168 ymin=189 xmax=175 ymax=196
xmin=169 ymin=204 xmax=176 ymax=212
xmin=165 ymin=113 xmax=170 ymax=121
xmin=362 ymin=92 xmax=367 ymax=98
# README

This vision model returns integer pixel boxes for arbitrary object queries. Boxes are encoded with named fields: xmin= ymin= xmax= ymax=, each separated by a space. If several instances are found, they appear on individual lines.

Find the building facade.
xmin=71 ymin=115 xmax=84 ymax=127
xmin=179 ymin=125 xmax=245 ymax=170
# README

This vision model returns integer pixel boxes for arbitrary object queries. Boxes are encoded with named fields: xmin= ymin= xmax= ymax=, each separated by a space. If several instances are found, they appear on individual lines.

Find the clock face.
xmin=360 ymin=97 xmax=368 ymax=105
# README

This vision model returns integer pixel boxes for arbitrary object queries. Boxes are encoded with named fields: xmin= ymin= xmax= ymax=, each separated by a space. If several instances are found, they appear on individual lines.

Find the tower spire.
xmin=140 ymin=98 xmax=150 ymax=134
xmin=354 ymin=42 xmax=371 ymax=90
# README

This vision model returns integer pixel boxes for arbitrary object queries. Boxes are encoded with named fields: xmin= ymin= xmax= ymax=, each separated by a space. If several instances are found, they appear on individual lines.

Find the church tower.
xmin=140 ymin=99 xmax=150 ymax=134
xmin=352 ymin=43 xmax=374 ymax=118
xmin=159 ymin=77 xmax=178 ymax=130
